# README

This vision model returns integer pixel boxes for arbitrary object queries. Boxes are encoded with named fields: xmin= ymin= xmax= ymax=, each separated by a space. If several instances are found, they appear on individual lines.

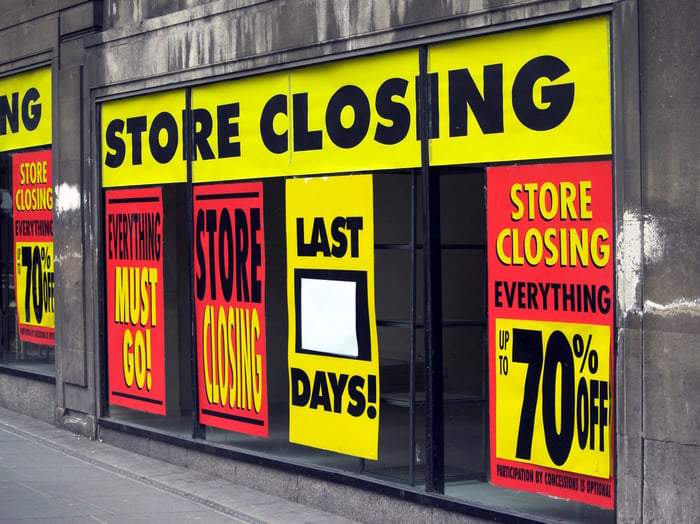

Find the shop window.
xmin=105 ymin=183 xmax=193 ymax=435
xmin=0 ymin=148 xmax=55 ymax=376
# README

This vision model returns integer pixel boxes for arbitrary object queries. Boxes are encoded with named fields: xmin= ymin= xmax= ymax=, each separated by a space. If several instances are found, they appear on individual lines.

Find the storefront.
xmin=2 ymin=1 xmax=698 ymax=522
xmin=95 ymin=13 xmax=614 ymax=522
xmin=0 ymin=66 xmax=55 ymax=378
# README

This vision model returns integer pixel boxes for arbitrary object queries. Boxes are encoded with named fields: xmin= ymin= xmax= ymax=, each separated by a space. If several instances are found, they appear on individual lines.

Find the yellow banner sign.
xmin=100 ymin=16 xmax=610 ymax=183
xmin=101 ymin=90 xmax=187 ymax=187
xmin=0 ymin=67 xmax=52 ymax=152
xmin=428 ymin=16 xmax=611 ymax=164
xmin=286 ymin=175 xmax=379 ymax=459
xmin=192 ymin=49 xmax=420 ymax=182
xmin=495 ymin=318 xmax=611 ymax=478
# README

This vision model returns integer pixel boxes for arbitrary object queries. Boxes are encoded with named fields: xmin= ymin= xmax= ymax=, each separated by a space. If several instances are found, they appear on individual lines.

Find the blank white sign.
xmin=300 ymin=277 xmax=358 ymax=357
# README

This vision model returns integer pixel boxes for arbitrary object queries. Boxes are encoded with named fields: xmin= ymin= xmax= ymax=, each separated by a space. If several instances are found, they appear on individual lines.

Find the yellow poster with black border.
xmin=286 ymin=174 xmax=379 ymax=459
xmin=0 ymin=67 xmax=52 ymax=152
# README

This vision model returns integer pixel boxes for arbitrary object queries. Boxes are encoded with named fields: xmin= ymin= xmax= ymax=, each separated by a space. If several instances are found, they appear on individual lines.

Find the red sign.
xmin=12 ymin=150 xmax=55 ymax=345
xmin=193 ymin=182 xmax=268 ymax=437
xmin=488 ymin=161 xmax=614 ymax=508
xmin=105 ymin=187 xmax=165 ymax=415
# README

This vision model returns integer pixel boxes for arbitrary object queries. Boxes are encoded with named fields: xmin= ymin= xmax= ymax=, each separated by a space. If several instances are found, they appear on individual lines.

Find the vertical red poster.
xmin=193 ymin=182 xmax=268 ymax=437
xmin=12 ymin=150 xmax=55 ymax=345
xmin=105 ymin=187 xmax=166 ymax=415
xmin=487 ymin=161 xmax=614 ymax=508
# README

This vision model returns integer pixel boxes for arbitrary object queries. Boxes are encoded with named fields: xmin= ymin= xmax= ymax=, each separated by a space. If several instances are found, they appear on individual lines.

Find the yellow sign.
xmin=192 ymin=49 xmax=420 ymax=182
xmin=428 ymin=16 xmax=611 ymax=164
xmin=495 ymin=318 xmax=611 ymax=478
xmin=15 ymin=241 xmax=55 ymax=331
xmin=0 ymin=67 xmax=52 ymax=152
xmin=101 ymin=90 xmax=187 ymax=187
xmin=100 ymin=17 xmax=611 ymax=184
xmin=286 ymin=175 xmax=379 ymax=459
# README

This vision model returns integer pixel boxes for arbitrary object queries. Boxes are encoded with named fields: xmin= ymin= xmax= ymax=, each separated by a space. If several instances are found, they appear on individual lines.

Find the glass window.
xmin=105 ymin=183 xmax=193 ymax=435
xmin=0 ymin=148 xmax=55 ymax=376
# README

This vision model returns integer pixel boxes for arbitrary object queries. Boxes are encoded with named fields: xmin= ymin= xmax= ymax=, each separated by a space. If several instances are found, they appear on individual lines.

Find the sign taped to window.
xmin=193 ymin=181 xmax=268 ymax=437
xmin=286 ymin=174 xmax=379 ymax=459
xmin=487 ymin=161 xmax=614 ymax=508
xmin=105 ymin=187 xmax=166 ymax=415
xmin=12 ymin=149 xmax=55 ymax=345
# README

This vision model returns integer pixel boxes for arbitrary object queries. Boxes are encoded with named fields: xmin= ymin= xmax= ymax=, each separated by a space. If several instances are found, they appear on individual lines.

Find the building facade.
xmin=1 ymin=1 xmax=698 ymax=522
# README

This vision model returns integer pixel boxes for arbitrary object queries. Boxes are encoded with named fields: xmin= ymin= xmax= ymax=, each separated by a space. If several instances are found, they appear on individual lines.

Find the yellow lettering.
xmin=123 ymin=329 xmax=134 ymax=387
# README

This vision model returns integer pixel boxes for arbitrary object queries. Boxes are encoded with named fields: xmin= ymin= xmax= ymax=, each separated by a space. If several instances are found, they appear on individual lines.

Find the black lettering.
xmin=375 ymin=78 xmax=411 ymax=145
xmin=330 ymin=217 xmax=347 ymax=258
xmin=309 ymin=370 xmax=331 ymax=411
xmin=296 ymin=218 xmax=313 ymax=257
xmin=105 ymin=119 xmax=126 ymax=168
xmin=326 ymin=85 xmax=370 ymax=149
xmin=538 ymin=282 xmax=550 ymax=309
xmin=260 ymin=94 xmax=288 ymax=154
xmin=327 ymin=373 xmax=349 ymax=413
xmin=108 ymin=215 xmax=114 ymax=259
xmin=310 ymin=217 xmax=331 ymax=257
xmin=219 ymin=209 xmax=234 ymax=302
xmin=527 ymin=282 xmax=538 ymax=309
xmin=449 ymin=64 xmax=504 ymax=136
xmin=512 ymin=55 xmax=574 ymax=131
xmin=0 ymin=92 xmax=19 ymax=135
xmin=346 ymin=375 xmax=366 ymax=417
xmin=192 ymin=108 xmax=215 ymax=160
xmin=494 ymin=280 xmax=503 ymax=307
xmin=345 ymin=217 xmax=363 ymax=257
xmin=235 ymin=208 xmax=250 ymax=302
xmin=126 ymin=116 xmax=148 ymax=165
xmin=504 ymin=280 xmax=516 ymax=307
xmin=291 ymin=367 xmax=310 ymax=406
xmin=21 ymin=87 xmax=41 ymax=131
xmin=292 ymin=93 xmax=322 ymax=151
xmin=195 ymin=209 xmax=206 ymax=300
xmin=217 ymin=103 xmax=241 ymax=158
xmin=149 ymin=112 xmax=179 ymax=164
xmin=206 ymin=209 xmax=218 ymax=300
xmin=598 ymin=285 xmax=611 ymax=314
xmin=250 ymin=208 xmax=262 ymax=303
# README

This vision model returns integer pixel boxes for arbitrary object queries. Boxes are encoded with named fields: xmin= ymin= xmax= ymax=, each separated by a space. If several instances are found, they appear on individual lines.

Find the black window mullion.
xmin=418 ymin=45 xmax=445 ymax=494
xmin=185 ymin=88 xmax=205 ymax=440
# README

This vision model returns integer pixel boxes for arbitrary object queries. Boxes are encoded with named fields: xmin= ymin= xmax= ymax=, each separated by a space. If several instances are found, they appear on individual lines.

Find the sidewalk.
xmin=0 ymin=406 xmax=358 ymax=523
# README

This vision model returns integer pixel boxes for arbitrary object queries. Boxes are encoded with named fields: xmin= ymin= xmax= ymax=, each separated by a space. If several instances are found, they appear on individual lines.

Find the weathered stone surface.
xmin=643 ymin=439 xmax=700 ymax=523
xmin=0 ymin=374 xmax=55 ymax=424
xmin=643 ymin=330 xmax=700 ymax=446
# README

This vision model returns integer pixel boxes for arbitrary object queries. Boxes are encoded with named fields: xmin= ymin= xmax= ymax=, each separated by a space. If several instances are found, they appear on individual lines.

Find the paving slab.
xmin=0 ymin=406 xmax=359 ymax=524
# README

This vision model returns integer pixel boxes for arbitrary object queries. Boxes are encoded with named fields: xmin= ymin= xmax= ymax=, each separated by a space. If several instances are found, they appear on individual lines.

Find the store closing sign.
xmin=0 ymin=67 xmax=51 ymax=152
xmin=193 ymin=182 xmax=268 ymax=437
xmin=286 ymin=175 xmax=379 ymax=459
xmin=105 ymin=187 xmax=166 ymax=415
xmin=488 ymin=161 xmax=614 ymax=509
xmin=429 ymin=16 xmax=610 ymax=165
xmin=12 ymin=150 xmax=55 ymax=345
xmin=102 ymin=90 xmax=187 ymax=187
xmin=101 ymin=16 xmax=610 ymax=189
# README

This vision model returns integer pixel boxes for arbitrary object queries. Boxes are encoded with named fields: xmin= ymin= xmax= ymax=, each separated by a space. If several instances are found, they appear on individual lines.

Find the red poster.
xmin=105 ymin=187 xmax=166 ymax=415
xmin=12 ymin=150 xmax=55 ymax=345
xmin=193 ymin=182 xmax=268 ymax=437
xmin=487 ymin=161 xmax=614 ymax=508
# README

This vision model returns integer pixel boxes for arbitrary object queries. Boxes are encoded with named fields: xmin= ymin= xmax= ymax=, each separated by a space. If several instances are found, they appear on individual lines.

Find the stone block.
xmin=643 ymin=439 xmax=700 ymax=523
xmin=643 ymin=330 xmax=700 ymax=445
